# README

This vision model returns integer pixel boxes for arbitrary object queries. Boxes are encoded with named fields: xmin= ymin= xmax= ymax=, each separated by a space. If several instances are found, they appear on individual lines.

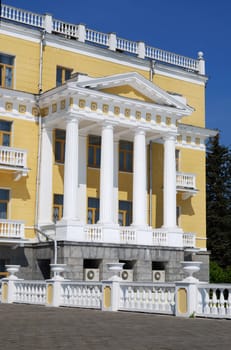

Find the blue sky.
xmin=3 ymin=0 xmax=231 ymax=146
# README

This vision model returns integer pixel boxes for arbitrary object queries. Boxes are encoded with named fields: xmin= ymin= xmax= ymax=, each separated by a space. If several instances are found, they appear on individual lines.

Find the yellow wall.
xmin=0 ymin=30 xmax=207 ymax=247
xmin=0 ymin=117 xmax=39 ymax=238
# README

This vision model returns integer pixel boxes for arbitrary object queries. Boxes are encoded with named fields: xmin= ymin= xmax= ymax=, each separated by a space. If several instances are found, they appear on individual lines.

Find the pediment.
xmin=77 ymin=72 xmax=192 ymax=112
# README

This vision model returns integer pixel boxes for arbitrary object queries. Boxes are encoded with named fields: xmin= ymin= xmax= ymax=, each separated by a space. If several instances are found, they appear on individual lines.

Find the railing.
xmin=0 ymin=219 xmax=24 ymax=239
xmin=86 ymin=28 xmax=109 ymax=46
xmin=53 ymin=19 xmax=79 ymax=38
xmin=1 ymin=4 xmax=202 ymax=73
xmin=0 ymin=146 xmax=27 ymax=168
xmin=119 ymin=282 xmax=175 ymax=315
xmin=14 ymin=281 xmax=47 ymax=304
xmin=60 ymin=281 xmax=102 ymax=309
xmin=197 ymin=284 xmax=231 ymax=319
xmin=120 ymin=227 xmax=136 ymax=243
xmin=84 ymin=225 xmax=103 ymax=241
xmin=183 ymin=233 xmax=196 ymax=248
xmin=1 ymin=4 xmax=44 ymax=28
xmin=176 ymin=172 xmax=196 ymax=190
xmin=145 ymin=46 xmax=199 ymax=71
xmin=152 ymin=230 xmax=168 ymax=246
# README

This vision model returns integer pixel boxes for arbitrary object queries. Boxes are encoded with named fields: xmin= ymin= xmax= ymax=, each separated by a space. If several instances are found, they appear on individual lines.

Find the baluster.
xmin=154 ymin=288 xmax=159 ymax=311
xmin=166 ymin=290 xmax=172 ymax=312
xmin=160 ymin=288 xmax=166 ymax=311
xmin=130 ymin=288 xmax=135 ymax=309
xmin=211 ymin=289 xmax=218 ymax=315
xmin=147 ymin=288 xmax=152 ymax=310
xmin=219 ymin=289 xmax=225 ymax=315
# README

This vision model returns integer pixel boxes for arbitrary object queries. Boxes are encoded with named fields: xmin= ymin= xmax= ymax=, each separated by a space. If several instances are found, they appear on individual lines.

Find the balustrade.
xmin=152 ymin=230 xmax=168 ymax=246
xmin=119 ymin=283 xmax=175 ymax=314
xmin=60 ymin=282 xmax=102 ymax=309
xmin=197 ymin=285 xmax=231 ymax=318
xmin=0 ymin=4 xmax=202 ymax=72
xmin=0 ymin=146 xmax=27 ymax=168
xmin=176 ymin=172 xmax=196 ymax=190
xmin=120 ymin=228 xmax=136 ymax=243
xmin=0 ymin=219 xmax=24 ymax=239
xmin=14 ymin=281 xmax=46 ymax=304
xmin=84 ymin=225 xmax=103 ymax=241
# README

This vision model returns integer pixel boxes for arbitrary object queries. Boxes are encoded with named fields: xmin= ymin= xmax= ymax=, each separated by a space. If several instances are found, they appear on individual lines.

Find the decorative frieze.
xmin=103 ymin=104 xmax=109 ymax=114
xmin=124 ymin=108 xmax=130 ymax=118
xmin=114 ymin=106 xmax=120 ymax=115
xmin=79 ymin=99 xmax=86 ymax=108
xmin=91 ymin=102 xmax=97 ymax=111
xmin=32 ymin=107 xmax=39 ymax=116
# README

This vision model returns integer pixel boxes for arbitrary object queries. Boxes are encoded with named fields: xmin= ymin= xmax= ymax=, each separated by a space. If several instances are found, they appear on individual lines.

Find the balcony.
xmin=176 ymin=172 xmax=198 ymax=199
xmin=0 ymin=146 xmax=29 ymax=179
xmin=0 ymin=219 xmax=25 ymax=240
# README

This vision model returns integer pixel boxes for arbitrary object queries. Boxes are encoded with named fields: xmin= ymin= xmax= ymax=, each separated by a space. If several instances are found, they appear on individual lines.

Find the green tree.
xmin=206 ymin=133 xmax=231 ymax=268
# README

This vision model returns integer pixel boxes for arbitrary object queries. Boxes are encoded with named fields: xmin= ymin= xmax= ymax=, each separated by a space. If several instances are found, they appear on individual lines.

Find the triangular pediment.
xmin=76 ymin=72 xmax=192 ymax=112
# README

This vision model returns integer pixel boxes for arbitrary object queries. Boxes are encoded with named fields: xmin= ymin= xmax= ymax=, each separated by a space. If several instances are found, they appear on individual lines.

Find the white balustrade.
xmin=53 ymin=20 xmax=79 ymax=38
xmin=1 ymin=4 xmax=44 ymax=27
xmin=14 ymin=281 xmax=46 ymax=304
xmin=176 ymin=172 xmax=196 ymax=189
xmin=1 ymin=4 xmax=202 ymax=72
xmin=152 ymin=230 xmax=168 ymax=246
xmin=183 ymin=232 xmax=196 ymax=248
xmin=0 ymin=146 xmax=27 ymax=168
xmin=86 ymin=29 xmax=109 ymax=46
xmin=197 ymin=284 xmax=231 ymax=319
xmin=145 ymin=46 xmax=199 ymax=71
xmin=0 ymin=220 xmax=24 ymax=239
xmin=60 ymin=282 xmax=102 ymax=309
xmin=120 ymin=228 xmax=136 ymax=243
xmin=84 ymin=225 xmax=103 ymax=241
xmin=119 ymin=283 xmax=175 ymax=315
xmin=117 ymin=37 xmax=138 ymax=54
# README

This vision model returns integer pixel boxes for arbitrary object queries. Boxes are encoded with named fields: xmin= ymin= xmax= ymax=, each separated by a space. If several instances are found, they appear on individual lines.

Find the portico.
xmin=37 ymin=72 xmax=195 ymax=248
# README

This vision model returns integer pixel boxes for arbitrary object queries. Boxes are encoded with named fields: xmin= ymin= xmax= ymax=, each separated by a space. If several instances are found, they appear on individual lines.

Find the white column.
xmin=78 ymin=135 xmax=87 ymax=223
xmin=163 ymin=135 xmax=177 ymax=229
xmin=62 ymin=117 xmax=79 ymax=221
xmin=113 ymin=139 xmax=119 ymax=224
xmin=38 ymin=125 xmax=53 ymax=225
xmin=99 ymin=123 xmax=114 ymax=225
xmin=132 ymin=128 xmax=147 ymax=227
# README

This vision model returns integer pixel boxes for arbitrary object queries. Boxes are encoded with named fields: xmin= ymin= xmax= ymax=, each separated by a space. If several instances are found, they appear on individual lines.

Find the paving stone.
xmin=0 ymin=304 xmax=230 ymax=350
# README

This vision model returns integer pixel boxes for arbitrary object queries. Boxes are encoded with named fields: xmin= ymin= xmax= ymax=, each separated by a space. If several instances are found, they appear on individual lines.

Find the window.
xmin=175 ymin=149 xmax=180 ymax=171
xmin=0 ymin=189 xmax=10 ymax=219
xmin=56 ymin=66 xmax=73 ymax=86
xmin=55 ymin=129 xmax=66 ymax=163
xmin=119 ymin=141 xmax=133 ymax=172
xmin=0 ymin=120 xmax=12 ymax=146
xmin=118 ymin=200 xmax=132 ymax=226
xmin=88 ymin=135 xmax=101 ymax=168
xmin=88 ymin=197 xmax=99 ymax=224
xmin=53 ymin=194 xmax=63 ymax=222
xmin=0 ymin=54 xmax=14 ymax=88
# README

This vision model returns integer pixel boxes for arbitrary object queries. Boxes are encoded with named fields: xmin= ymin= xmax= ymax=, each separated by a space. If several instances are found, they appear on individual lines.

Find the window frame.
xmin=88 ymin=135 xmax=101 ymax=168
xmin=53 ymin=194 xmax=63 ymax=222
xmin=119 ymin=140 xmax=133 ymax=173
xmin=56 ymin=66 xmax=73 ymax=86
xmin=118 ymin=200 xmax=132 ymax=226
xmin=0 ymin=120 xmax=12 ymax=147
xmin=54 ymin=129 xmax=66 ymax=164
xmin=0 ymin=54 xmax=14 ymax=89
xmin=87 ymin=197 xmax=100 ymax=224
xmin=0 ymin=188 xmax=10 ymax=220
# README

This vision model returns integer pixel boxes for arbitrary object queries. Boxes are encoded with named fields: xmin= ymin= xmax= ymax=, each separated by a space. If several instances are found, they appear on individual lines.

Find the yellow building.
xmin=0 ymin=4 xmax=216 ymax=281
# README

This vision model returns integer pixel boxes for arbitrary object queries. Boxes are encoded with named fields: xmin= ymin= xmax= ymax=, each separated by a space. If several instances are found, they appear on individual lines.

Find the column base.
xmin=56 ymin=219 xmax=84 ymax=241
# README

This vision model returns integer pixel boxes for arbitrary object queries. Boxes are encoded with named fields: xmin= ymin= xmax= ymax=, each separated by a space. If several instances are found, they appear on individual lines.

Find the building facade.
xmin=0 ymin=4 xmax=216 ymax=281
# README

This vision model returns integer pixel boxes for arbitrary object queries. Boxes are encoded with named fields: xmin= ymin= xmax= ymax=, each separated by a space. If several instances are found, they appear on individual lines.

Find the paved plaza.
xmin=0 ymin=303 xmax=230 ymax=349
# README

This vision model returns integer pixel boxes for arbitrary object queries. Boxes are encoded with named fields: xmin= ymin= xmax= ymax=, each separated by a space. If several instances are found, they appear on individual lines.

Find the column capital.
xmin=65 ymin=113 xmax=81 ymax=124
xmin=102 ymin=120 xmax=118 ymax=129
xmin=162 ymin=133 xmax=177 ymax=142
